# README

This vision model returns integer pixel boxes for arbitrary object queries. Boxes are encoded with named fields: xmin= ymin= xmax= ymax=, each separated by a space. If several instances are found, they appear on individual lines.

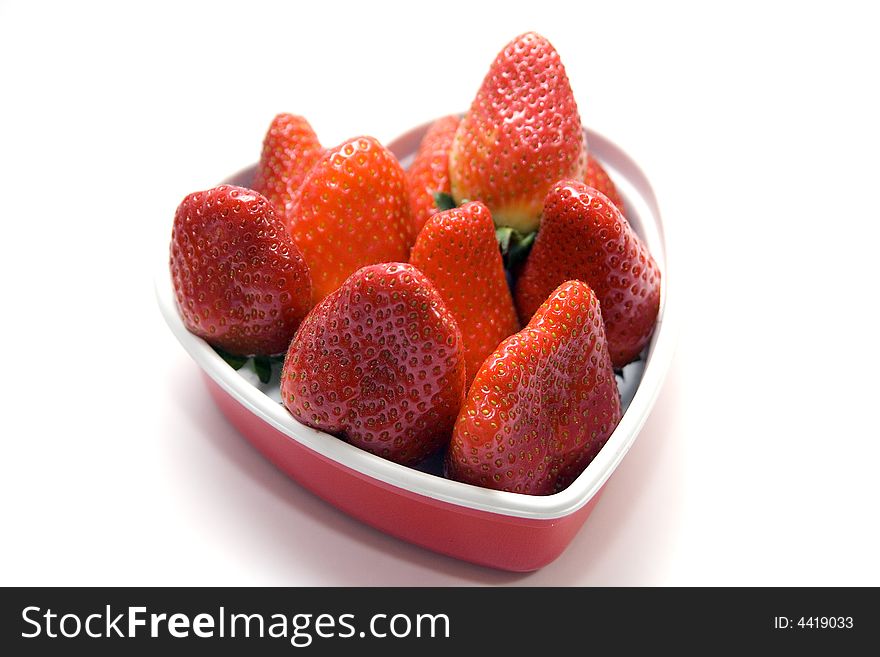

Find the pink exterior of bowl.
xmin=205 ymin=374 xmax=603 ymax=571
xmin=157 ymin=121 xmax=673 ymax=571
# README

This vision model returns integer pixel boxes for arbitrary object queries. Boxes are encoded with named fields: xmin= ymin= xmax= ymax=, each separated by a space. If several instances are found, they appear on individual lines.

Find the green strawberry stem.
xmin=496 ymin=225 xmax=537 ymax=270
xmin=495 ymin=225 xmax=514 ymax=253
xmin=253 ymin=356 xmax=273 ymax=384
xmin=214 ymin=347 xmax=284 ymax=384
xmin=433 ymin=192 xmax=457 ymax=212
xmin=214 ymin=347 xmax=248 ymax=370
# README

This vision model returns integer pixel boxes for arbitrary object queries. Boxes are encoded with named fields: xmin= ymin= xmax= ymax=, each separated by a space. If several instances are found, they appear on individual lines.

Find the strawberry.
xmin=252 ymin=113 xmax=324 ymax=219
xmin=448 ymin=32 xmax=586 ymax=233
xmin=409 ymin=201 xmax=519 ymax=389
xmin=585 ymin=154 xmax=624 ymax=213
xmin=405 ymin=114 xmax=460 ymax=240
xmin=285 ymin=136 xmax=411 ymax=303
xmin=447 ymin=280 xmax=621 ymax=495
xmin=281 ymin=263 xmax=466 ymax=466
xmin=170 ymin=185 xmax=312 ymax=356
xmin=515 ymin=180 xmax=661 ymax=367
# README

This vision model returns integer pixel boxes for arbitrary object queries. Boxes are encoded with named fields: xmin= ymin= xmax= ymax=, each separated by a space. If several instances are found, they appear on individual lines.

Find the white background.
xmin=2 ymin=0 xmax=878 ymax=586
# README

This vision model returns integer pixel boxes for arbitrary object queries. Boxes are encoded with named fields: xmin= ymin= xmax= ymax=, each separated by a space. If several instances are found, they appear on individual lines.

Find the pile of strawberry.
xmin=170 ymin=33 xmax=661 ymax=496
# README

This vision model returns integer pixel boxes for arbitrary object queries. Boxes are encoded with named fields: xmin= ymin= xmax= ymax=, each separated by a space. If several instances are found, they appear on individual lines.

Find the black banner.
xmin=0 ymin=587 xmax=873 ymax=654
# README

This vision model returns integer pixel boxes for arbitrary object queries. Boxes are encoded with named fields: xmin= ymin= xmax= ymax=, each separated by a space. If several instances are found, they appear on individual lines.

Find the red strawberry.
xmin=170 ymin=185 xmax=312 ymax=356
xmin=515 ymin=180 xmax=661 ymax=367
xmin=409 ymin=201 xmax=519 ymax=389
xmin=447 ymin=280 xmax=621 ymax=495
xmin=405 ymin=114 xmax=460 ymax=240
xmin=585 ymin=154 xmax=624 ymax=213
xmin=252 ymin=114 xmax=324 ymax=218
xmin=281 ymin=263 xmax=466 ymax=466
xmin=285 ymin=136 xmax=411 ymax=303
xmin=449 ymin=32 xmax=586 ymax=233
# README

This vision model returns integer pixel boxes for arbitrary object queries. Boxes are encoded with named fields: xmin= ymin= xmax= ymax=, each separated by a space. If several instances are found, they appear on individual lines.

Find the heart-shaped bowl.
xmin=156 ymin=121 xmax=675 ymax=571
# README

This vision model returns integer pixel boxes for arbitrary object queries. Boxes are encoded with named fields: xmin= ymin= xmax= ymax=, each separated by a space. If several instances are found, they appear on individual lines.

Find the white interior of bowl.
xmin=155 ymin=125 xmax=675 ymax=520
